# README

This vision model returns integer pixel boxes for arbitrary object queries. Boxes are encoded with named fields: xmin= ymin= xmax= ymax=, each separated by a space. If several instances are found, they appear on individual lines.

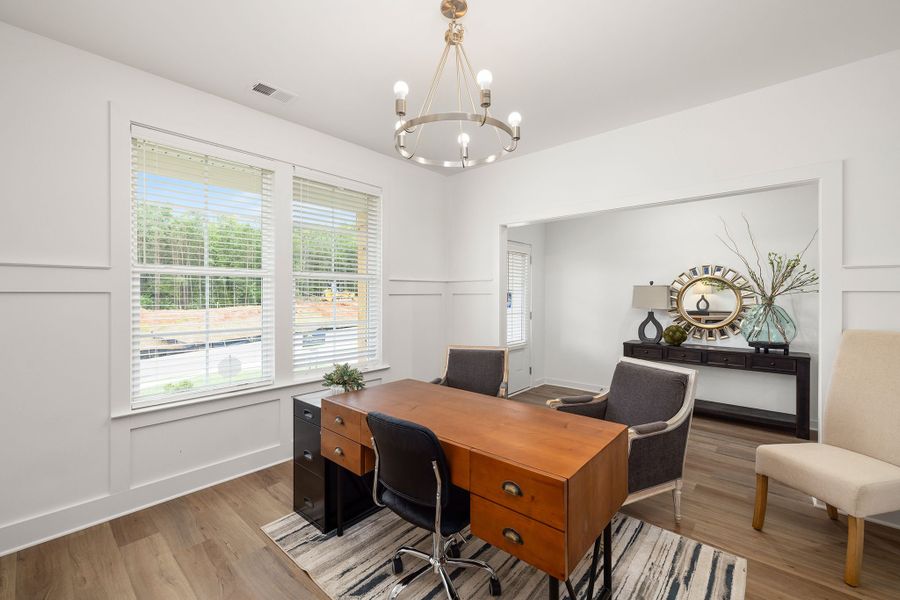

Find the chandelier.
xmin=393 ymin=0 xmax=522 ymax=168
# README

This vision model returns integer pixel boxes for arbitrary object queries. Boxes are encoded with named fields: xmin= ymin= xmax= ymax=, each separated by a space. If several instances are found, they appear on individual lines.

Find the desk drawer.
xmin=631 ymin=346 xmax=663 ymax=360
xmin=750 ymin=355 xmax=796 ymax=373
xmin=322 ymin=429 xmax=371 ymax=475
xmin=707 ymin=351 xmax=746 ymax=368
xmin=293 ymin=397 xmax=321 ymax=426
xmin=294 ymin=418 xmax=324 ymax=475
xmin=470 ymin=452 xmax=565 ymax=530
xmin=665 ymin=347 xmax=702 ymax=363
xmin=470 ymin=495 xmax=567 ymax=581
xmin=322 ymin=400 xmax=361 ymax=441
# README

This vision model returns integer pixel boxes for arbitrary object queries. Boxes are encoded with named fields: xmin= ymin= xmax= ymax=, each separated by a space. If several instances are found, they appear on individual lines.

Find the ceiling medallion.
xmin=392 ymin=0 xmax=522 ymax=168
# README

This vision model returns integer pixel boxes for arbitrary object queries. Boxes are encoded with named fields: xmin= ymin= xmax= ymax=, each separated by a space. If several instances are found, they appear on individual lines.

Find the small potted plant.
xmin=322 ymin=363 xmax=366 ymax=395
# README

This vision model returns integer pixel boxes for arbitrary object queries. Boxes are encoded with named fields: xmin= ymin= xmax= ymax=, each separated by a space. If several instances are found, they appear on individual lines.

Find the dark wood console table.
xmin=623 ymin=340 xmax=811 ymax=439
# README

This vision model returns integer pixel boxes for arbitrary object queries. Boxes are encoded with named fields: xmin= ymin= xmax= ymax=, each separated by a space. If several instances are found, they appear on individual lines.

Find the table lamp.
xmin=632 ymin=282 xmax=670 ymax=344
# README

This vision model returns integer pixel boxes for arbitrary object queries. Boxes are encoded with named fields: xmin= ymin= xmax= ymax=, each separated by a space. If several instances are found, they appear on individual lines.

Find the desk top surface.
xmin=327 ymin=379 xmax=626 ymax=480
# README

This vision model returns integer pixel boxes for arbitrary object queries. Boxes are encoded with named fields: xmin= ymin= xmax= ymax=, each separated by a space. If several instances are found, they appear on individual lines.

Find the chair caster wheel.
xmin=447 ymin=541 xmax=461 ymax=558
xmin=391 ymin=556 xmax=403 ymax=575
xmin=488 ymin=576 xmax=502 ymax=596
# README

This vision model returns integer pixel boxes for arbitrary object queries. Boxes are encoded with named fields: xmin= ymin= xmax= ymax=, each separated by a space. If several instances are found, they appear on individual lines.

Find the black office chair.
xmin=367 ymin=412 xmax=501 ymax=600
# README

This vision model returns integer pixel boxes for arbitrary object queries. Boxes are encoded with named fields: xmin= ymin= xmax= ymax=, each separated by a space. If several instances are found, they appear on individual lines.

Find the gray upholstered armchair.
xmin=548 ymin=357 xmax=697 ymax=522
xmin=430 ymin=345 xmax=509 ymax=398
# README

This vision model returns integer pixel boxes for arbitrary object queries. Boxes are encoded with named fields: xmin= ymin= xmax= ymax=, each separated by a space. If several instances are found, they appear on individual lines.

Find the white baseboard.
xmin=0 ymin=444 xmax=291 ymax=556
xmin=541 ymin=377 xmax=607 ymax=394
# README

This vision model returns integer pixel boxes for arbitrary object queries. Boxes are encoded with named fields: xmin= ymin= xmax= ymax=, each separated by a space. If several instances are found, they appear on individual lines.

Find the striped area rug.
xmin=263 ymin=510 xmax=746 ymax=599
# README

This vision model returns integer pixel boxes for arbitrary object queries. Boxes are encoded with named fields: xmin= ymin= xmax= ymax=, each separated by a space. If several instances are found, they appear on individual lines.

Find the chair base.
xmin=389 ymin=532 xmax=500 ymax=600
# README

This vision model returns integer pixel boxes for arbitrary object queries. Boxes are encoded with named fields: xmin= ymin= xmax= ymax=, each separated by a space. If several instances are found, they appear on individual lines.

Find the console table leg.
xmin=796 ymin=359 xmax=811 ymax=439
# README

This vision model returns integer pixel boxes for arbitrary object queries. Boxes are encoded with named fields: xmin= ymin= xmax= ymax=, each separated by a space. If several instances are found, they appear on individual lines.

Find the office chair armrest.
xmin=429 ymin=377 xmax=445 ymax=385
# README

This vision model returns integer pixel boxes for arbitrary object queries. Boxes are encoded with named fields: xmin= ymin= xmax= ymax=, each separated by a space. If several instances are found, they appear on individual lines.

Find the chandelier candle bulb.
xmin=476 ymin=69 xmax=492 ymax=89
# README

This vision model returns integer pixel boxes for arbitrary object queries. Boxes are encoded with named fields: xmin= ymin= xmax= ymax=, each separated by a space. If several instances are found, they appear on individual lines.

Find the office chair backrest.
xmin=445 ymin=347 xmax=506 ymax=397
xmin=367 ymin=412 xmax=450 ymax=508
xmin=824 ymin=329 xmax=900 ymax=466
xmin=605 ymin=360 xmax=689 ymax=427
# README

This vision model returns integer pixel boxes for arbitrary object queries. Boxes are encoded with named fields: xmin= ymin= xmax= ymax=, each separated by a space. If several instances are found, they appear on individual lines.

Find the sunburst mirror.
xmin=669 ymin=265 xmax=756 ymax=340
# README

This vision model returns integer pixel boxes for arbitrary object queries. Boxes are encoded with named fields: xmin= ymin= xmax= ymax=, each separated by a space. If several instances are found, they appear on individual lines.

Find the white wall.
xmin=0 ymin=22 xmax=451 ymax=554
xmin=537 ymin=185 xmax=819 ymax=420
xmin=445 ymin=48 xmax=900 ymax=524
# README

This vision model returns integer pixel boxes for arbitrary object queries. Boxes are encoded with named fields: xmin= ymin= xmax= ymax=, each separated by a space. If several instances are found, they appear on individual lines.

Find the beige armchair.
xmin=753 ymin=330 xmax=900 ymax=587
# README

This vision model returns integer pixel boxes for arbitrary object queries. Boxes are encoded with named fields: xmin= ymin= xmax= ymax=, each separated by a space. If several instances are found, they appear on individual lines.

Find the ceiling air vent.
xmin=250 ymin=81 xmax=297 ymax=104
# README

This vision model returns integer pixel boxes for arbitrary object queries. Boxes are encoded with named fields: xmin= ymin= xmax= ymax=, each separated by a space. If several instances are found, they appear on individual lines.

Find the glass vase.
xmin=741 ymin=302 xmax=797 ymax=347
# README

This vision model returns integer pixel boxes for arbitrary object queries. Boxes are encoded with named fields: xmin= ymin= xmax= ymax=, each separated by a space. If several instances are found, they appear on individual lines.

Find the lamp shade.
xmin=632 ymin=285 xmax=670 ymax=310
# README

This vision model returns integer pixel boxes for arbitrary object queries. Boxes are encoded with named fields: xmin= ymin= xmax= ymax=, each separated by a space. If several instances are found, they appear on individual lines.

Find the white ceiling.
xmin=3 ymin=0 xmax=900 ymax=173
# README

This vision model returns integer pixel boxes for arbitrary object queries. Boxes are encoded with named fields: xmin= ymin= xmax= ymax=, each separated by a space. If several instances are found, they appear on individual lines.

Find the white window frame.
xmin=291 ymin=166 xmax=384 ymax=376
xmin=129 ymin=126 xmax=279 ymax=409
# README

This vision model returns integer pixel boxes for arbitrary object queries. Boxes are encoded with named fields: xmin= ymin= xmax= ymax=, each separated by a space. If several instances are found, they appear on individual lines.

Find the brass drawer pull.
xmin=333 ymin=447 xmax=344 ymax=457
xmin=334 ymin=416 xmax=345 ymax=425
xmin=501 ymin=481 xmax=523 ymax=497
xmin=502 ymin=527 xmax=523 ymax=545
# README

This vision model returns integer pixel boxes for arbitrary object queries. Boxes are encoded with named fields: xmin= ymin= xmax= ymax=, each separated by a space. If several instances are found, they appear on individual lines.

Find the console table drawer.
xmin=631 ymin=346 xmax=663 ymax=360
xmin=751 ymin=355 xmax=796 ymax=373
xmin=470 ymin=451 xmax=565 ymax=529
xmin=707 ymin=351 xmax=746 ymax=368
xmin=665 ymin=347 xmax=702 ymax=363
xmin=322 ymin=400 xmax=361 ymax=442
xmin=470 ymin=495 xmax=567 ymax=581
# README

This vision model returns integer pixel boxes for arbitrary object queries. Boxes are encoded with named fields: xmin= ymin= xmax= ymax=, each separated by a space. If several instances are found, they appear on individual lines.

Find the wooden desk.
xmin=624 ymin=340 xmax=812 ymax=439
xmin=320 ymin=379 xmax=628 ymax=597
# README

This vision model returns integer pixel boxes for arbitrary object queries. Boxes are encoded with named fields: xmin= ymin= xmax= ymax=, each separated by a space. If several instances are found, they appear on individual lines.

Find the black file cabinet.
xmin=293 ymin=395 xmax=379 ymax=533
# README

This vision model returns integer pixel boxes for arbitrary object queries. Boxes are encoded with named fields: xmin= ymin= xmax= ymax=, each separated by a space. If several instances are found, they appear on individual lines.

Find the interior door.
xmin=506 ymin=241 xmax=532 ymax=394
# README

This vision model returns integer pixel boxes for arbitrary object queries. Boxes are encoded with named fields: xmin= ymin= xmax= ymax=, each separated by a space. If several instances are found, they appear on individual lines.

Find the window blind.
xmin=506 ymin=249 xmax=529 ymax=345
xmin=292 ymin=175 xmax=381 ymax=372
xmin=131 ymin=137 xmax=274 ymax=406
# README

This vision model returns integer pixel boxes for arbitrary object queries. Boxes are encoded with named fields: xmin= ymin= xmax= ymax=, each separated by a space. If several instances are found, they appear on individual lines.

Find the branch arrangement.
xmin=717 ymin=215 xmax=819 ymax=302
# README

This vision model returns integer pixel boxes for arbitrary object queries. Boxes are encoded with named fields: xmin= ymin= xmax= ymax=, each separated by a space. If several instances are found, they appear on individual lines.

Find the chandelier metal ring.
xmin=394 ymin=112 xmax=518 ymax=168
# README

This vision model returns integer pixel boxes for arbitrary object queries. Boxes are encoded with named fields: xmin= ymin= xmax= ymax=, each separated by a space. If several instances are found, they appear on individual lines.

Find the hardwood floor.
xmin=3 ymin=385 xmax=900 ymax=599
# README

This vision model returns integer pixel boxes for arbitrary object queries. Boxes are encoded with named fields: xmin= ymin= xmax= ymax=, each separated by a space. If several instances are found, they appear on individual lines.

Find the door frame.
xmin=505 ymin=240 xmax=533 ymax=393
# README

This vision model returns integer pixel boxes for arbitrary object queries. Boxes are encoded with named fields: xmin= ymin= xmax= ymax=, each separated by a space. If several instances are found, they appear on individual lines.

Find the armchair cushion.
xmin=556 ymin=399 xmax=608 ymax=420
xmin=605 ymin=362 xmax=688 ymax=427
xmin=757 ymin=442 xmax=900 ymax=517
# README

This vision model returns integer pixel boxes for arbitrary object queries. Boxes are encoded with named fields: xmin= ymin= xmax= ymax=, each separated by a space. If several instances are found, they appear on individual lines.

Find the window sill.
xmin=113 ymin=363 xmax=391 ymax=419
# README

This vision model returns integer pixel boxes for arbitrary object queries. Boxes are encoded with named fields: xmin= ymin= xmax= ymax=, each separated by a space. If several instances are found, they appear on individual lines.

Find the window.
xmin=506 ymin=245 xmax=530 ymax=346
xmin=131 ymin=137 xmax=274 ymax=406
xmin=292 ymin=174 xmax=381 ymax=372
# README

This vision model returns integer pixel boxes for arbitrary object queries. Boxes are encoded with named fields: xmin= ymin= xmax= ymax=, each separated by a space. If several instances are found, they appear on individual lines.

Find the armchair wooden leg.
xmin=844 ymin=516 xmax=864 ymax=587
xmin=752 ymin=474 xmax=768 ymax=531
xmin=826 ymin=503 xmax=839 ymax=521
xmin=672 ymin=479 xmax=683 ymax=524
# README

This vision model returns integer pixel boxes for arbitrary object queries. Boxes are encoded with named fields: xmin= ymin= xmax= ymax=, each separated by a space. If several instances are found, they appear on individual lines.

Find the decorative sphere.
xmin=663 ymin=325 xmax=688 ymax=346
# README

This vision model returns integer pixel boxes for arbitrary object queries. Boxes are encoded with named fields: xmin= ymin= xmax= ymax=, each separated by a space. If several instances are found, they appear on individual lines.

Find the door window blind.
xmin=131 ymin=137 xmax=274 ymax=406
xmin=292 ymin=175 xmax=381 ymax=372
xmin=507 ymin=249 xmax=529 ymax=346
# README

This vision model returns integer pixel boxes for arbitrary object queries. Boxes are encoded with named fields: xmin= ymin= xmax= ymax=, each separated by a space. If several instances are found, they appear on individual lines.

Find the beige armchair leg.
xmin=752 ymin=474 xmax=768 ymax=531
xmin=672 ymin=479 xmax=683 ymax=524
xmin=845 ymin=516 xmax=864 ymax=587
